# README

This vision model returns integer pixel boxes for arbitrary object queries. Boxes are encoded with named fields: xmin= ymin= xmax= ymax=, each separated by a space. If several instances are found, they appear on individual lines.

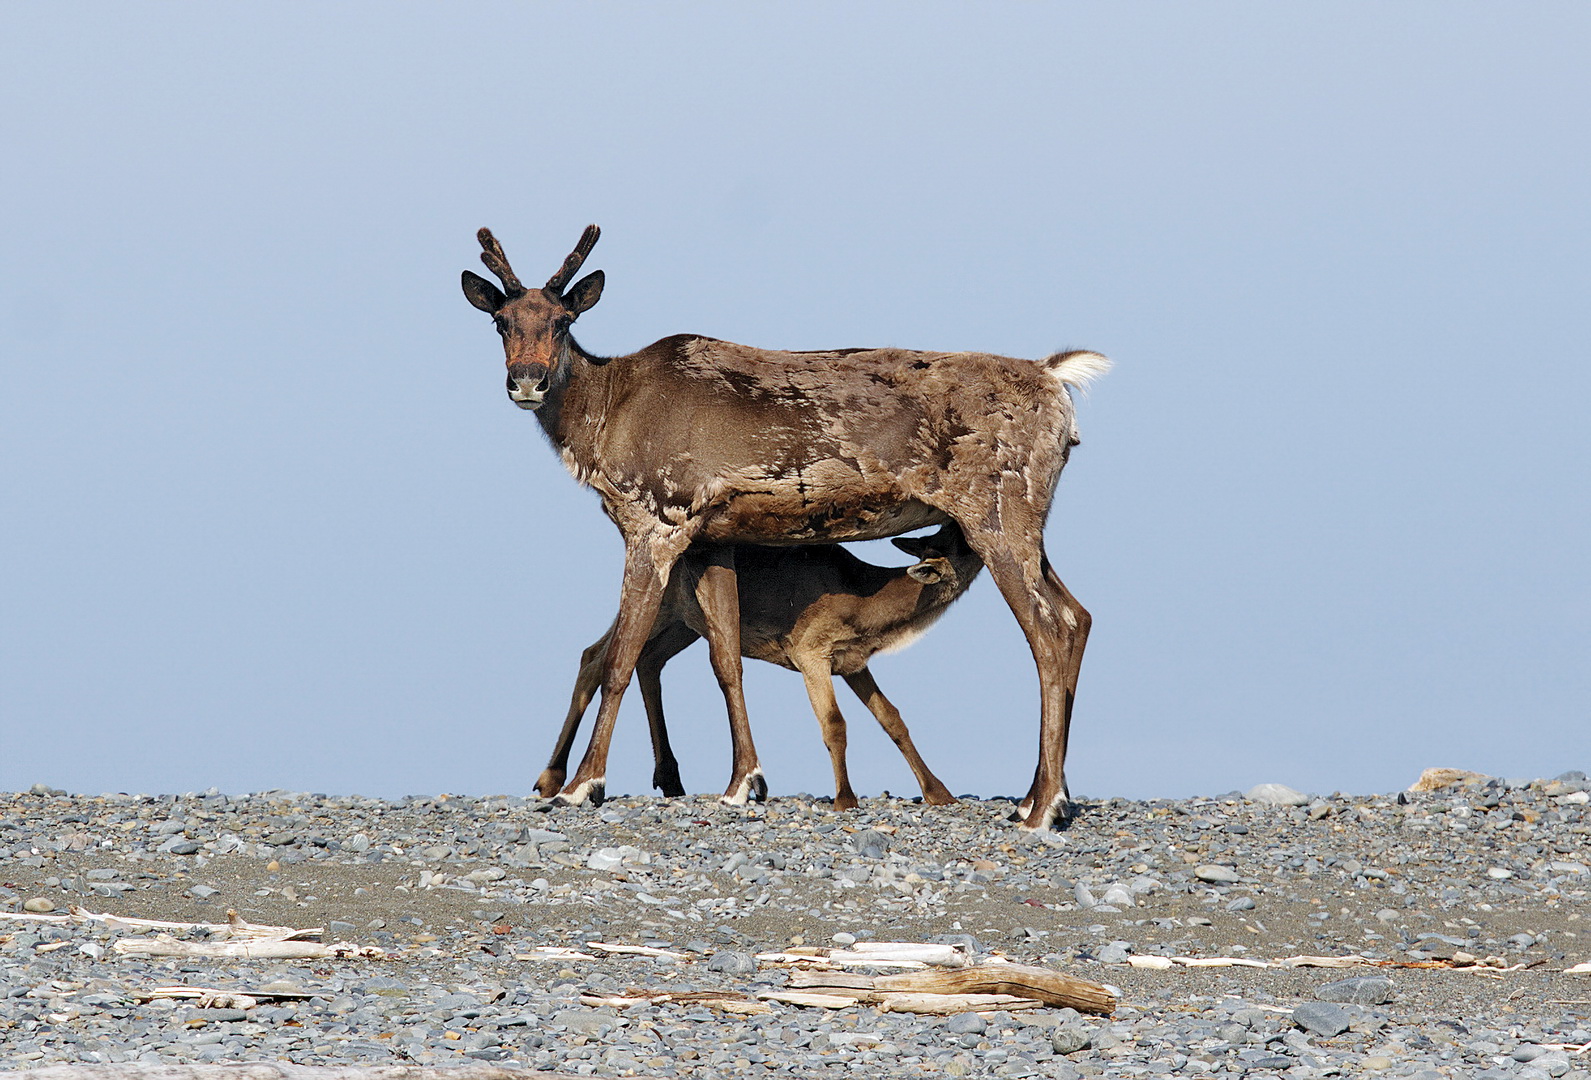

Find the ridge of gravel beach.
xmin=1 ymin=774 xmax=1588 ymax=1078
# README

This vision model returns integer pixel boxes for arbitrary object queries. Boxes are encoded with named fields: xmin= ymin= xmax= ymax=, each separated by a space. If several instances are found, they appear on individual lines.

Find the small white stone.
xmin=1486 ymin=867 xmax=1513 ymax=880
xmin=1247 ymin=783 xmax=1311 ymax=807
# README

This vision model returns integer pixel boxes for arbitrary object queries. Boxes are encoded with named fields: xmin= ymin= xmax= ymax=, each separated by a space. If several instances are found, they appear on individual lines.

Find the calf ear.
xmin=892 ymin=535 xmax=929 ymax=557
xmin=907 ymin=561 xmax=946 ymax=584
xmin=462 ymin=270 xmax=506 ymax=312
xmin=565 ymin=270 xmax=604 ymax=317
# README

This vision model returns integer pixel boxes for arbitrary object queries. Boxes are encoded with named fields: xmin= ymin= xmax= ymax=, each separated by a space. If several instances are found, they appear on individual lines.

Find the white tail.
xmin=1044 ymin=349 xmax=1113 ymax=393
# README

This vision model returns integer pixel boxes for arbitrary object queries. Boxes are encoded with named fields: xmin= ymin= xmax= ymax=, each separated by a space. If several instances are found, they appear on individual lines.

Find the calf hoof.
xmin=921 ymin=785 xmax=958 ymax=806
xmin=832 ymin=792 xmax=859 ymax=812
xmin=534 ymin=769 xmax=566 ymax=799
xmin=653 ymin=765 xmax=686 ymax=799
xmin=554 ymin=778 xmax=605 ymax=808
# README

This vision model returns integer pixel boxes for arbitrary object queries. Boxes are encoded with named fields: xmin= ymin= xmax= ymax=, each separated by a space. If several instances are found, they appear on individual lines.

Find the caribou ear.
xmin=462 ymin=270 xmax=506 ymax=313
xmin=565 ymin=270 xmax=604 ymax=317
xmin=907 ymin=560 xmax=947 ymax=585
xmin=892 ymin=535 xmax=930 ymax=557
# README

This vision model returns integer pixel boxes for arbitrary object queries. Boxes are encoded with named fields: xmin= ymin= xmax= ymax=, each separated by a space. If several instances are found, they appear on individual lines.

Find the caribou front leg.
xmin=558 ymin=539 xmax=686 ymax=807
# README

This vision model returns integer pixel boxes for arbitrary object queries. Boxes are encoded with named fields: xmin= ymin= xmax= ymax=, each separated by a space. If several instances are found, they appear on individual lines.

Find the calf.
xmin=540 ymin=524 xmax=982 ymax=810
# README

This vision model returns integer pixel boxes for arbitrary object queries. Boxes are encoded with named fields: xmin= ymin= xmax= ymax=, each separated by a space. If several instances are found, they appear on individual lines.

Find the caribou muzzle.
xmin=506 ymin=365 xmax=551 ymax=409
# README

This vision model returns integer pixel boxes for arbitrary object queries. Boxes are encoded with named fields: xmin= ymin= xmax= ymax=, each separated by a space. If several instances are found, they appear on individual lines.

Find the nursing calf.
xmin=540 ymin=525 xmax=982 ymax=810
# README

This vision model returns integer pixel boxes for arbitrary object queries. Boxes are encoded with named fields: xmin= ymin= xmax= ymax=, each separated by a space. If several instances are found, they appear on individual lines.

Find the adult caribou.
xmin=461 ymin=225 xmax=1108 ymax=830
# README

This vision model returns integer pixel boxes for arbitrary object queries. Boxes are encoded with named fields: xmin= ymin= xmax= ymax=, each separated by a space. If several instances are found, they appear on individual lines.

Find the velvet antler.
xmin=477 ymin=228 xmax=525 ymax=297
xmin=545 ymin=225 xmax=601 ymax=295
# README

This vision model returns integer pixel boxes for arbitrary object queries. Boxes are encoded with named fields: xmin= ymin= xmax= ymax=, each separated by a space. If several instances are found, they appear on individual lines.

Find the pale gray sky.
xmin=3 ymin=4 xmax=1587 ymax=801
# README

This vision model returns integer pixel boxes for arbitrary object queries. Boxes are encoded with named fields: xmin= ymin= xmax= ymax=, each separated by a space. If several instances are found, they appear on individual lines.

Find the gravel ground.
xmin=1 ymin=772 xmax=1588 ymax=1078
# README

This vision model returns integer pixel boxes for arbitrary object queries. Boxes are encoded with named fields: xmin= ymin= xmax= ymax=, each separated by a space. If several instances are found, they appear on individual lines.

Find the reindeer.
xmin=461 ymin=225 xmax=1108 ymax=830
xmin=542 ymin=524 xmax=982 ymax=810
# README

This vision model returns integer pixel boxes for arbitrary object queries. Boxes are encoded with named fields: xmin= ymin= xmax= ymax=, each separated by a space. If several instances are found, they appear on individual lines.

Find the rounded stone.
xmin=1313 ymin=976 xmax=1394 ymax=1005
xmin=1247 ymin=783 xmax=1310 ymax=806
xmin=1050 ymin=1026 xmax=1091 ymax=1054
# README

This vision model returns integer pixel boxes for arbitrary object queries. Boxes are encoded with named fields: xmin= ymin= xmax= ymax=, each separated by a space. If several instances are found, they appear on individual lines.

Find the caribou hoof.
xmin=534 ymin=769 xmax=566 ymax=799
xmin=720 ymin=769 xmax=766 ymax=807
xmin=1014 ymin=792 xmax=1073 ymax=832
xmin=554 ymin=778 xmax=606 ymax=808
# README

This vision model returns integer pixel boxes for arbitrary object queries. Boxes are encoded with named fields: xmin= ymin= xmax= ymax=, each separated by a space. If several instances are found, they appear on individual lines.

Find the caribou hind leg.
xmin=691 ymin=547 xmax=766 ymax=805
xmin=956 ymin=513 xmax=1090 ymax=831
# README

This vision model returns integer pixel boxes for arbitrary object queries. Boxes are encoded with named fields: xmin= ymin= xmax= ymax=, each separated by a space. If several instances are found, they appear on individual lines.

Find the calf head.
xmin=892 ymin=523 xmax=973 ymax=585
xmin=461 ymin=225 xmax=606 ymax=409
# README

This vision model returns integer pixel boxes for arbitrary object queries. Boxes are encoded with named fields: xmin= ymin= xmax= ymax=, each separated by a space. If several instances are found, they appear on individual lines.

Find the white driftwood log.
xmin=114 ymin=934 xmax=384 ymax=960
xmin=513 ymin=946 xmax=597 ymax=962
xmin=0 ymin=907 xmax=305 ymax=938
xmin=0 ymin=1067 xmax=581 ymax=1080
xmin=585 ymin=942 xmax=688 ymax=960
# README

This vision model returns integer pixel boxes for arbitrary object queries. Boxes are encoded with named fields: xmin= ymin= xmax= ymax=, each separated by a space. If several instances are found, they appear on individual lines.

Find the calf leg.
xmin=634 ymin=623 xmax=700 ymax=797
xmin=536 ymin=631 xmax=612 ymax=798
xmin=841 ymin=667 xmax=957 ymax=806
xmin=692 ymin=546 xmax=766 ymax=805
xmin=799 ymin=661 xmax=859 ymax=811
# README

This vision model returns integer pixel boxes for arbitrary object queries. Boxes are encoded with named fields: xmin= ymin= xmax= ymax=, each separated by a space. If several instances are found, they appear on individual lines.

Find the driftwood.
xmin=754 ymin=941 xmax=967 ymax=970
xmin=114 ymin=934 xmax=384 ymax=960
xmin=0 ymin=1068 xmax=578 ymax=1080
xmin=577 ymin=991 xmax=771 ymax=1015
xmin=513 ymin=946 xmax=598 ymax=962
xmin=874 ymin=964 xmax=1115 ymax=1015
xmin=756 ymin=990 xmax=861 ymax=1009
xmin=0 ymin=907 xmax=307 ymax=939
xmin=585 ymin=942 xmax=688 ymax=960
xmin=1127 ymin=952 xmax=1533 ymax=973
xmin=879 ymin=992 xmax=1044 ymax=1014
xmin=789 ymin=962 xmax=1115 ymax=1016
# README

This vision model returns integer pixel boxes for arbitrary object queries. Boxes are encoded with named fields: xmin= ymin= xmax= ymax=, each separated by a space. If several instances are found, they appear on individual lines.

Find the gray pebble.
xmin=705 ymin=950 xmax=757 ymax=974
xmin=945 ymin=1012 xmax=985 ymax=1034
xmin=1050 ymin=1025 xmax=1091 ymax=1054
xmin=1291 ymin=1001 xmax=1351 ymax=1037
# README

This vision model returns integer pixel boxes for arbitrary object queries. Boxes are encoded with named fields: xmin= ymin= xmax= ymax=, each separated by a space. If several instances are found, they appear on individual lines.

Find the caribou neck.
xmin=531 ymin=337 xmax=611 ymax=463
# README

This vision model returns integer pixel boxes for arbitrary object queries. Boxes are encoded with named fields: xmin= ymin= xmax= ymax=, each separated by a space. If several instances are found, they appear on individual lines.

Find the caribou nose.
xmin=506 ymin=369 xmax=549 ymax=409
